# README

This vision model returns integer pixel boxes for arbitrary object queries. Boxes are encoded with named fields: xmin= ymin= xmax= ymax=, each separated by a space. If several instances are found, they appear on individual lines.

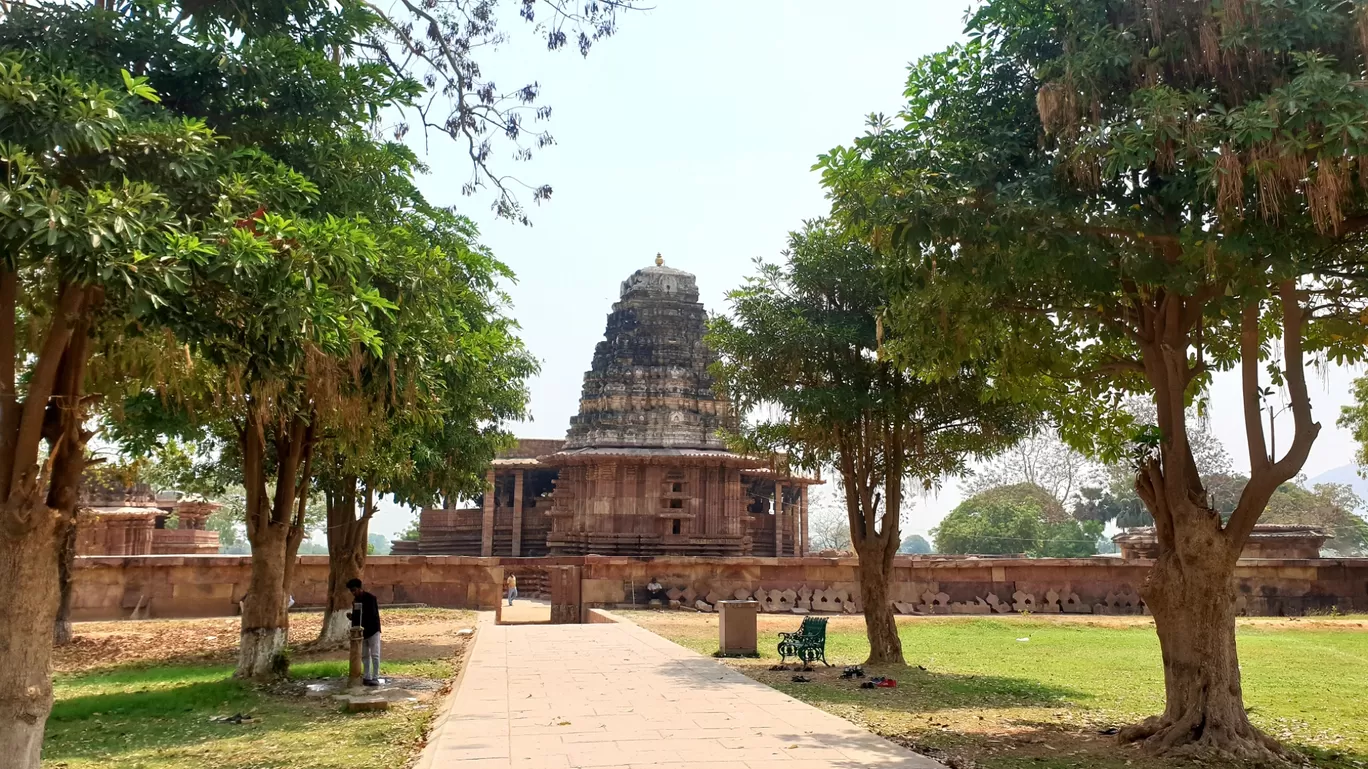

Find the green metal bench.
xmin=777 ymin=616 xmax=830 ymax=666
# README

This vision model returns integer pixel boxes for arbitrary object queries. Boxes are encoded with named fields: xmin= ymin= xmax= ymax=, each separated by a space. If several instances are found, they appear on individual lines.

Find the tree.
xmin=806 ymin=486 xmax=853 ymax=553
xmin=819 ymin=0 xmax=1368 ymax=757
xmin=934 ymin=484 xmax=1100 ymax=557
xmin=1338 ymin=374 xmax=1368 ymax=471
xmin=964 ymin=430 xmax=1097 ymax=507
xmin=711 ymin=221 xmax=1029 ymax=665
xmin=311 ymin=201 xmax=535 ymax=646
xmin=897 ymin=534 xmax=932 ymax=555
xmin=0 ymin=37 xmax=243 ymax=762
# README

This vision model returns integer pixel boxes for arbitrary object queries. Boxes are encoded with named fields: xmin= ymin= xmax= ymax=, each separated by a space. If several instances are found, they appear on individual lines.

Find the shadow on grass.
xmin=45 ymin=675 xmax=323 ymax=763
xmin=45 ymin=663 xmax=393 ymax=763
xmin=760 ymin=665 xmax=1087 ymax=713
xmin=639 ymin=650 xmax=1085 ymax=714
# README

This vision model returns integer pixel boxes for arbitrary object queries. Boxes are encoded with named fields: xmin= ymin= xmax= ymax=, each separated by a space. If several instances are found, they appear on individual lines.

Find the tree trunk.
xmin=0 ymin=504 xmax=61 ymax=769
xmin=856 ymin=545 xmax=902 ymax=665
xmin=319 ymin=536 xmax=365 ymax=644
xmin=320 ymin=481 xmax=375 ymax=645
xmin=235 ymin=410 xmax=313 ymax=680
xmin=1119 ymin=533 xmax=1282 ymax=762
xmin=53 ymin=521 xmax=77 ymax=647
xmin=237 ymin=519 xmax=289 ymax=679
xmin=319 ymin=478 xmax=368 ymax=646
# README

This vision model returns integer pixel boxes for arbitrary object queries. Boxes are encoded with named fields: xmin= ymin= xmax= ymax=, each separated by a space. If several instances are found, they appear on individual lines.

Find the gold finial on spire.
xmin=655 ymin=252 xmax=664 ymax=266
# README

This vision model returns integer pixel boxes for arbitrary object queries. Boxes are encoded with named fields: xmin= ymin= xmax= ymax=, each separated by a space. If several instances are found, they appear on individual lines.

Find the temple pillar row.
xmin=511 ymin=470 xmax=525 ymax=557
xmin=774 ymin=482 xmax=785 ymax=557
xmin=480 ymin=468 xmax=496 ymax=557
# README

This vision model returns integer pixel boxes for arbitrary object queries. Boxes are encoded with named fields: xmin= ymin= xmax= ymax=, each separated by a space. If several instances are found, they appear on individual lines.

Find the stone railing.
xmin=69 ymin=553 xmax=1368 ymax=621
xmin=150 ymin=529 xmax=220 ymax=555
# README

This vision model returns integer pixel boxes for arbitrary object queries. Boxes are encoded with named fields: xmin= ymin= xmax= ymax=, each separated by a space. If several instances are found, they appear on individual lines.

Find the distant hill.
xmin=1308 ymin=464 xmax=1368 ymax=504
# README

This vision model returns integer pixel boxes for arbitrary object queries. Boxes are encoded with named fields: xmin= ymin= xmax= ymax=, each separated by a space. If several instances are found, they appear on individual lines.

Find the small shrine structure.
xmin=75 ymin=472 xmax=221 ymax=556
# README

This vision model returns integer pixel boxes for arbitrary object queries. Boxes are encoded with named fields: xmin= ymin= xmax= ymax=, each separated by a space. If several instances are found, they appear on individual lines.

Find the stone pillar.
xmin=511 ymin=470 xmax=525 ymax=557
xmin=481 ymin=469 xmax=496 ymax=557
xmin=800 ymin=485 xmax=809 ymax=556
xmin=774 ymin=482 xmax=784 ymax=557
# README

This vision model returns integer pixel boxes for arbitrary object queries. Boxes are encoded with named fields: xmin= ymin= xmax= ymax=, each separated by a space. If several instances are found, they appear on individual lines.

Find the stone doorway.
xmin=494 ymin=565 xmax=582 ymax=625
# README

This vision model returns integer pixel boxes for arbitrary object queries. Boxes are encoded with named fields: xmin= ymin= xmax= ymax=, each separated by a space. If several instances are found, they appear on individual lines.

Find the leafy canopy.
xmin=934 ymin=484 xmax=1104 ymax=558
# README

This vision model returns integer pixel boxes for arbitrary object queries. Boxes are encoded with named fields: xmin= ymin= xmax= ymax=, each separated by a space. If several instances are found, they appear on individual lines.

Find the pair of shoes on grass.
xmin=860 ymin=677 xmax=897 ymax=689
xmin=362 ymin=678 xmax=380 ymax=687
xmin=791 ymin=675 xmax=812 ymax=683
xmin=839 ymin=665 xmax=865 ymax=679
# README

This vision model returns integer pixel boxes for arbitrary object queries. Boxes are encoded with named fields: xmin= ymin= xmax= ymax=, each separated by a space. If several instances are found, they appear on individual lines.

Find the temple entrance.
xmin=494 ymin=565 xmax=582 ymax=625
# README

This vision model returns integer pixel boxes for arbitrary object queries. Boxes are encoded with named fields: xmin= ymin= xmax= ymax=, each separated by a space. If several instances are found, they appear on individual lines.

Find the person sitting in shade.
xmin=346 ymin=578 xmax=382 ymax=686
xmin=646 ymin=577 xmax=667 ymax=604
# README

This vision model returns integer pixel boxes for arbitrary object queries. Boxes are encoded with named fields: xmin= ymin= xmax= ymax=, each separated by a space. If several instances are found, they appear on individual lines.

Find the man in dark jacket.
xmin=346 ymin=578 xmax=382 ymax=686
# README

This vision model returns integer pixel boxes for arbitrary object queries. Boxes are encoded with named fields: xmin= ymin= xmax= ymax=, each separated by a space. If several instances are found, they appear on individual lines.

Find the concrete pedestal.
xmin=717 ymin=600 xmax=759 ymax=656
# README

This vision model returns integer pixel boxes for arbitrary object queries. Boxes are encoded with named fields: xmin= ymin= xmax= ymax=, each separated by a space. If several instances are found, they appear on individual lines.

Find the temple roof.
xmin=562 ymin=256 xmax=735 ymax=452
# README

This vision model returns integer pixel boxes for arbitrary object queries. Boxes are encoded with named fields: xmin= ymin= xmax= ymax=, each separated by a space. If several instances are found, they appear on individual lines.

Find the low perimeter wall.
xmin=69 ymin=554 xmax=1368 ymax=621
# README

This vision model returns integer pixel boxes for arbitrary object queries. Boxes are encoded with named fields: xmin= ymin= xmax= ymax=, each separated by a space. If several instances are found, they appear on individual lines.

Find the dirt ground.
xmin=55 ymin=608 xmax=477 ymax=674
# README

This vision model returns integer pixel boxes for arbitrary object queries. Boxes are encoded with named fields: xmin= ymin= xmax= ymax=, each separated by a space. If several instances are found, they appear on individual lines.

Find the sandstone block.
xmin=345 ymin=697 xmax=389 ymax=713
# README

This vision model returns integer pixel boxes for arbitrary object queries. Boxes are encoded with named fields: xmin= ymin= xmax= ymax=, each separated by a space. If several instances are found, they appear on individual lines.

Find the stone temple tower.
xmin=563 ymin=253 xmax=733 ymax=450
xmin=541 ymin=255 xmax=814 ymax=557
xmin=395 ymin=255 xmax=818 ymax=559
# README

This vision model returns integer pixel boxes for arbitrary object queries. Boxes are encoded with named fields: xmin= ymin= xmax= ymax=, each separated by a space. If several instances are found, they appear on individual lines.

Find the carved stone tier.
xmin=76 ymin=508 xmax=158 ymax=556
xmin=564 ymin=260 xmax=734 ymax=451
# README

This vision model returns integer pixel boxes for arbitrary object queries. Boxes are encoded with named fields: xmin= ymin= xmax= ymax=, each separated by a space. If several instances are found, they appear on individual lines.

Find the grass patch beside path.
xmin=43 ymin=608 xmax=476 ymax=769
xmin=626 ymin=611 xmax=1368 ymax=769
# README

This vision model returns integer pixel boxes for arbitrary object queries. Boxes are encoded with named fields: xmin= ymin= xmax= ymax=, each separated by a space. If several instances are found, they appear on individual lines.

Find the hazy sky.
xmin=363 ymin=0 xmax=1368 ymax=541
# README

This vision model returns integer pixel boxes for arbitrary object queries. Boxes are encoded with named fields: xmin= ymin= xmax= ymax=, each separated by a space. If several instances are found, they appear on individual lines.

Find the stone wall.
xmin=70 ymin=554 xmax=1368 ymax=621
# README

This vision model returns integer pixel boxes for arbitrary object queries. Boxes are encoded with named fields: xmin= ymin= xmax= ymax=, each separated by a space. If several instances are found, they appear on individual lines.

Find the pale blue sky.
xmin=362 ymin=0 xmax=1367 ymax=542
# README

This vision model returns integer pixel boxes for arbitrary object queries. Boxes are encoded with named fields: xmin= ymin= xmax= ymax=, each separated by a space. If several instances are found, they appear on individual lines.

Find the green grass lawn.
xmin=628 ymin=612 xmax=1368 ymax=769
xmin=43 ymin=610 xmax=473 ymax=769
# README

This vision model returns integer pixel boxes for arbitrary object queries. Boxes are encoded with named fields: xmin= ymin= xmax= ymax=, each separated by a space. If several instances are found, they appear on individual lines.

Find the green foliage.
xmin=710 ymin=221 xmax=1032 ymax=547
xmin=1338 ymin=375 xmax=1368 ymax=470
xmin=897 ymin=534 xmax=932 ymax=554
xmin=934 ymin=484 xmax=1101 ymax=557
xmin=816 ymin=0 xmax=1368 ymax=586
xmin=398 ymin=514 xmax=420 ymax=542
xmin=32 ymin=0 xmax=538 ymax=543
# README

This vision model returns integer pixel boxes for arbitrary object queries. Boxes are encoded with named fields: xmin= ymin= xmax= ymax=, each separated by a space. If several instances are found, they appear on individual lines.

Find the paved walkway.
xmin=421 ymin=615 xmax=943 ymax=769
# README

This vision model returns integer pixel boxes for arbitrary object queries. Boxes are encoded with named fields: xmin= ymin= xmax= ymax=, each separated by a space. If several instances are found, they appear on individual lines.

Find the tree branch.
xmin=8 ymin=284 xmax=83 ymax=497
xmin=1238 ymin=301 xmax=1270 ymax=477
xmin=1227 ymin=282 xmax=1321 ymax=548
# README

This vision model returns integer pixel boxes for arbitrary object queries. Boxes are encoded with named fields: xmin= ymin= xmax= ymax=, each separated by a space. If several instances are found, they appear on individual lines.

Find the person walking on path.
xmin=346 ymin=578 xmax=382 ymax=686
xmin=505 ymin=573 xmax=518 ymax=606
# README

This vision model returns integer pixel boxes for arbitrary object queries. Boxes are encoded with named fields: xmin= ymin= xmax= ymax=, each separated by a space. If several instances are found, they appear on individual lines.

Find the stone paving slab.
xmin=421 ymin=614 xmax=944 ymax=769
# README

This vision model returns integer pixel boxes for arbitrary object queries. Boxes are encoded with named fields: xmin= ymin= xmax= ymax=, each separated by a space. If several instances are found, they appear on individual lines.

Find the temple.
xmin=395 ymin=255 xmax=818 ymax=558
xmin=75 ymin=472 xmax=221 ymax=556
